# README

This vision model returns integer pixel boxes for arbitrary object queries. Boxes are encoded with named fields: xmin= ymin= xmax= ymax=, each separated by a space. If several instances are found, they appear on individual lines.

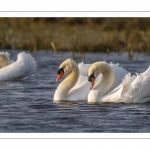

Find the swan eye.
xmin=88 ymin=73 xmax=95 ymax=81
xmin=57 ymin=68 xmax=64 ymax=74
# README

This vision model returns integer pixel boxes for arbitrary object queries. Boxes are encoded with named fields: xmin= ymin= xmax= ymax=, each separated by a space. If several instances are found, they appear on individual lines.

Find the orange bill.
xmin=56 ymin=71 xmax=64 ymax=81
xmin=90 ymin=78 xmax=95 ymax=89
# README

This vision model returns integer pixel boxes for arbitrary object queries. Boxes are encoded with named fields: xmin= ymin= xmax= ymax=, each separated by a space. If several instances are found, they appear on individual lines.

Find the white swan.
xmin=53 ymin=59 xmax=127 ymax=102
xmin=0 ymin=51 xmax=36 ymax=81
xmin=53 ymin=59 xmax=91 ymax=101
xmin=88 ymin=61 xmax=150 ymax=103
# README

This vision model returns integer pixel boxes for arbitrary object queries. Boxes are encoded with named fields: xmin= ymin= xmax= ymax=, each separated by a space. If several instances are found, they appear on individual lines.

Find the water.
xmin=0 ymin=50 xmax=150 ymax=133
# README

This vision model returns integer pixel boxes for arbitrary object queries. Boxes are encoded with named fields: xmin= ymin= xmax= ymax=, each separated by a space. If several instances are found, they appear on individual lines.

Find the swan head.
xmin=0 ymin=54 xmax=10 ymax=69
xmin=56 ymin=59 xmax=77 ymax=82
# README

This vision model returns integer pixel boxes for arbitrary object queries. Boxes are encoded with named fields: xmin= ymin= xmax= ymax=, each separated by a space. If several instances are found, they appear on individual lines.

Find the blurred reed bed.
xmin=0 ymin=18 xmax=150 ymax=55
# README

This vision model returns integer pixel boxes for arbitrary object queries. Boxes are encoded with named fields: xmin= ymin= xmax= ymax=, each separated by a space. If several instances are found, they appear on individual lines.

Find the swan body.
xmin=88 ymin=62 xmax=150 ymax=103
xmin=53 ymin=59 xmax=91 ymax=101
xmin=0 ymin=51 xmax=36 ymax=81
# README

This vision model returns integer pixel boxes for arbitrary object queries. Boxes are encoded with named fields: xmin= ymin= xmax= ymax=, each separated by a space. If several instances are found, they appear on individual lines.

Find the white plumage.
xmin=54 ymin=59 xmax=127 ymax=101
xmin=0 ymin=51 xmax=36 ymax=81
xmin=88 ymin=61 xmax=150 ymax=103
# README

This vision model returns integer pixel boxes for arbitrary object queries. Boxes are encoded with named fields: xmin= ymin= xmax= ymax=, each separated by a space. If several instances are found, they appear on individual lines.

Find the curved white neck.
xmin=54 ymin=65 xmax=79 ymax=101
xmin=88 ymin=63 xmax=114 ymax=102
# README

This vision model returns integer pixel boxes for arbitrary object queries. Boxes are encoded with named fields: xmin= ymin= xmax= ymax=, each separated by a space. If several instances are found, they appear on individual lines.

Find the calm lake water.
xmin=0 ymin=49 xmax=150 ymax=133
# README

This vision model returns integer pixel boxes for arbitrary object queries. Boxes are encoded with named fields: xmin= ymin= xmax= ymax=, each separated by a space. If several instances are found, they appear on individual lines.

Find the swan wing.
xmin=125 ymin=66 xmax=150 ymax=103
xmin=0 ymin=52 xmax=37 ymax=81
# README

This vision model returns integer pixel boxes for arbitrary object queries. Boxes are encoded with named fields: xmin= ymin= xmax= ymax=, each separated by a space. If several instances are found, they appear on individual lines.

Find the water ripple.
xmin=0 ymin=50 xmax=150 ymax=132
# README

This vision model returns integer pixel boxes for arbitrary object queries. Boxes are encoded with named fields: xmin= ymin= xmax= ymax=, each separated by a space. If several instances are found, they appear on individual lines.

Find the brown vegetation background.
xmin=0 ymin=18 xmax=150 ymax=54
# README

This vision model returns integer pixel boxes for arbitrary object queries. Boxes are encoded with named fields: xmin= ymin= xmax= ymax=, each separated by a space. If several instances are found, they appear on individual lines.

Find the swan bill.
xmin=56 ymin=68 xmax=64 ymax=82
xmin=88 ymin=73 xmax=95 ymax=89
xmin=90 ymin=78 xmax=95 ymax=89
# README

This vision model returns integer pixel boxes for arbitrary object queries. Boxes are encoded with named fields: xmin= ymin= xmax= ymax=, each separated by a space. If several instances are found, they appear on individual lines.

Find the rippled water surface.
xmin=1 ymin=50 xmax=150 ymax=133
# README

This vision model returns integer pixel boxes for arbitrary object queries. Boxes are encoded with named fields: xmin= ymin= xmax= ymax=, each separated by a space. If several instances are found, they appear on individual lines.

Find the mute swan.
xmin=53 ymin=59 xmax=91 ymax=101
xmin=0 ymin=51 xmax=36 ymax=81
xmin=88 ymin=61 xmax=150 ymax=103
xmin=53 ymin=59 xmax=127 ymax=102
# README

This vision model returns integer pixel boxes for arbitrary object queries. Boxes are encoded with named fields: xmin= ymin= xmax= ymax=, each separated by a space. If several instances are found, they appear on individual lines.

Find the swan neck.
xmin=94 ymin=65 xmax=114 ymax=97
xmin=54 ymin=67 xmax=79 ymax=100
